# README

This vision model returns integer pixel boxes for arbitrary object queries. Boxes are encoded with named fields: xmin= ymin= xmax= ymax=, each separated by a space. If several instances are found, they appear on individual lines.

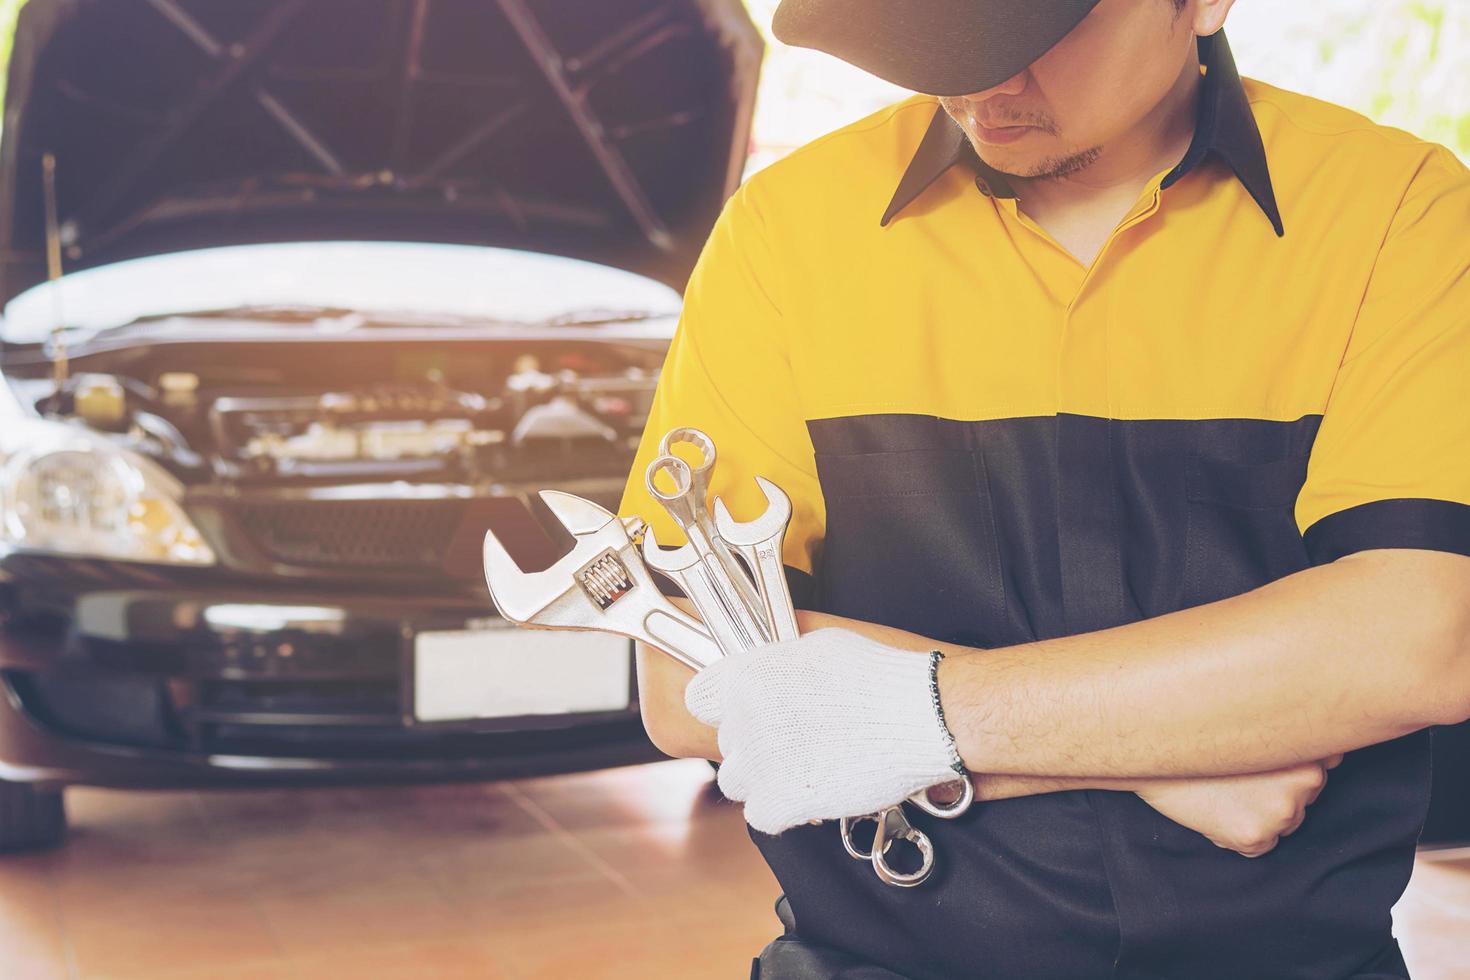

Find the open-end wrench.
xmin=655 ymin=427 xmax=771 ymax=631
xmin=481 ymin=489 xmax=723 ymax=670
xmin=711 ymin=477 xmax=800 ymax=643
xmin=643 ymin=454 xmax=772 ymax=654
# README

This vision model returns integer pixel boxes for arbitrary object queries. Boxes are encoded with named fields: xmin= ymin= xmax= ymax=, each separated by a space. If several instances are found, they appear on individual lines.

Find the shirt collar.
xmin=879 ymin=30 xmax=1284 ymax=237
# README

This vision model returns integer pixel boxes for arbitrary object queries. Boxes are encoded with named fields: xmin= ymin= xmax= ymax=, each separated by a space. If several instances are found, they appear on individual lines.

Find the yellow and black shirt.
xmin=617 ymin=30 xmax=1469 ymax=980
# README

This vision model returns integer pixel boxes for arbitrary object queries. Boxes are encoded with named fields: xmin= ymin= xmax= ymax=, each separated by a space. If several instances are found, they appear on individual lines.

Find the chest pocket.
xmin=812 ymin=447 xmax=1007 ymax=647
xmin=1181 ymin=451 xmax=1313 ymax=608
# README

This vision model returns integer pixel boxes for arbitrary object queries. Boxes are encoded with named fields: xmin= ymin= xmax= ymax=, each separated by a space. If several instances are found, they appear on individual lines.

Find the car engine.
xmin=12 ymin=341 xmax=665 ymax=488
xmin=0 ymin=330 xmax=670 ymax=580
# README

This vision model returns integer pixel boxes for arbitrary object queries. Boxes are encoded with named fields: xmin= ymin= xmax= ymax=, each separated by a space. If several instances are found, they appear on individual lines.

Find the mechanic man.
xmin=615 ymin=0 xmax=1470 ymax=977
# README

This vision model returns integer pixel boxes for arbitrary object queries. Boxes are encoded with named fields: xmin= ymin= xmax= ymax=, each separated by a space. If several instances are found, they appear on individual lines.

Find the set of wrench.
xmin=640 ymin=427 xmax=801 ymax=650
xmin=480 ymin=426 xmax=971 ymax=887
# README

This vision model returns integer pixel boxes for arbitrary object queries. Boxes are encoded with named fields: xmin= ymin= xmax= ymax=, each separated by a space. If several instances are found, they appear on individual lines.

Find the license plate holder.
xmin=403 ymin=621 xmax=633 ymax=728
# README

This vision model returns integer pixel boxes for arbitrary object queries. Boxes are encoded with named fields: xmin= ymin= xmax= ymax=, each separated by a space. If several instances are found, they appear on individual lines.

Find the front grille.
xmin=6 ymin=668 xmax=640 ymax=760
xmin=235 ymin=499 xmax=467 ymax=571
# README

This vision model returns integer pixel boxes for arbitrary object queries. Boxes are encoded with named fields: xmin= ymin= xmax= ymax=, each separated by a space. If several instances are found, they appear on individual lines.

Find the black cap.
xmin=772 ymin=0 xmax=1104 ymax=96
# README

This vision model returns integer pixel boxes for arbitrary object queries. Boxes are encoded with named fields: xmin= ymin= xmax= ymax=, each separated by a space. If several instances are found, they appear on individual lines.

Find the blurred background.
xmin=2 ymin=0 xmax=1468 ymax=165
xmin=741 ymin=0 xmax=1470 ymax=171
xmin=0 ymin=2 xmax=1464 ymax=979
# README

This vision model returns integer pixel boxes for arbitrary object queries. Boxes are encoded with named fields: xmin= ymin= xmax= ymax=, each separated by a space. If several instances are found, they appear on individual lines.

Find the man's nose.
xmin=957 ymin=68 xmax=1028 ymax=101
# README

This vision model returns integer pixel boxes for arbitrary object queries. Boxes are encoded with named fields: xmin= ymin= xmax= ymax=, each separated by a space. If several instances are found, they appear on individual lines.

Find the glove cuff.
xmin=927 ymin=650 xmax=969 ymax=776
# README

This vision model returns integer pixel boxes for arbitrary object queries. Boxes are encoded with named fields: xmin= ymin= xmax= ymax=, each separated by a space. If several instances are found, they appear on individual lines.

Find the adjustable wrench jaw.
xmin=481 ymin=491 xmax=723 ymax=670
xmin=538 ymin=488 xmax=633 ymax=537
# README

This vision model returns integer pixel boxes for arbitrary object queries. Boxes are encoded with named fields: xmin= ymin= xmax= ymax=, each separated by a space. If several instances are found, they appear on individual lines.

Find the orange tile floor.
xmin=0 ymin=759 xmax=1465 ymax=980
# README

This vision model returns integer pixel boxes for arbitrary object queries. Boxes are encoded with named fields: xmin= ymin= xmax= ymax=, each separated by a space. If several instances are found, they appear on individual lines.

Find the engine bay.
xmin=4 ymin=337 xmax=667 ymax=487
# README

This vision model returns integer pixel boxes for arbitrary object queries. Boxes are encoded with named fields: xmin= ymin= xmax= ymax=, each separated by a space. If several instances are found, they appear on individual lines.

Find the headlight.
xmin=0 ymin=422 xmax=215 ymax=565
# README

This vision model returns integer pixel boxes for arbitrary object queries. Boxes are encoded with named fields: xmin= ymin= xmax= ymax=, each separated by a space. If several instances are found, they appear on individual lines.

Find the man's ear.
xmin=1192 ymin=0 xmax=1238 ymax=39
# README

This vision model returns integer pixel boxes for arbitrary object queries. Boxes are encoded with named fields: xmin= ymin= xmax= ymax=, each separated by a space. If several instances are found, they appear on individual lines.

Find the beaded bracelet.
xmin=928 ymin=649 xmax=969 ymax=776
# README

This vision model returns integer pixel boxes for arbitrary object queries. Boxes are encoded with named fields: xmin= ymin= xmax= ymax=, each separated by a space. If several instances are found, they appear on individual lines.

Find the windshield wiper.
xmin=540 ymin=309 xmax=671 ymax=327
xmin=130 ymin=304 xmax=362 ymax=324
xmin=73 ymin=304 xmax=670 ymax=337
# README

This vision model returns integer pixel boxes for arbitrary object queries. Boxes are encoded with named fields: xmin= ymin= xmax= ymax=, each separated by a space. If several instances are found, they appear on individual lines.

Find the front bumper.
xmin=0 ymin=556 xmax=660 ymax=789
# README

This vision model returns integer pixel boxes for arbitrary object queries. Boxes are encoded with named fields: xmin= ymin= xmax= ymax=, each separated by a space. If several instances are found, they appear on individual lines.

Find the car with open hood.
xmin=0 ymin=0 xmax=761 ymax=850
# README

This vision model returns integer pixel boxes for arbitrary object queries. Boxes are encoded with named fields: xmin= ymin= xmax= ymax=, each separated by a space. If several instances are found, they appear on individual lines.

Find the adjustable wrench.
xmin=481 ymin=489 xmax=723 ymax=670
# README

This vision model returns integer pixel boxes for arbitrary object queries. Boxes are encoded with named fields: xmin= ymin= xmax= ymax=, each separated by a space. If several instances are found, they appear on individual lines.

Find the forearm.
xmin=800 ymin=612 xmax=1170 ymax=799
xmin=970 ymin=773 xmax=1145 ymax=802
xmin=935 ymin=549 xmax=1470 ymax=779
xmin=635 ymin=638 xmax=720 ymax=761
xmin=637 ymin=600 xmax=1160 ymax=796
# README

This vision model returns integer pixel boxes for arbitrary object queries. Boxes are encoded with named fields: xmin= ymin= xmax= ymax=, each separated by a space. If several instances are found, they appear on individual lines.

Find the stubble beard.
xmin=940 ymin=96 xmax=1104 ymax=182
xmin=997 ymin=144 xmax=1104 ymax=180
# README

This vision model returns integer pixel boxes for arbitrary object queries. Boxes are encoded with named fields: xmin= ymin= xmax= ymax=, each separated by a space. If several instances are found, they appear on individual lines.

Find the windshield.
xmin=0 ymin=241 xmax=683 ymax=344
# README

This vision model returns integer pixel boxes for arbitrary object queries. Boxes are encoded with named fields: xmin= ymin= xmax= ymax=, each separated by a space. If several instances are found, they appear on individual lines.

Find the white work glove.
xmin=685 ymin=627 xmax=966 ymax=836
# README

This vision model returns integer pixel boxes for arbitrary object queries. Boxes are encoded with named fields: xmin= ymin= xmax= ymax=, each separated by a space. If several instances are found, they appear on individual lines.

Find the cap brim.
xmin=772 ymin=0 xmax=1103 ymax=96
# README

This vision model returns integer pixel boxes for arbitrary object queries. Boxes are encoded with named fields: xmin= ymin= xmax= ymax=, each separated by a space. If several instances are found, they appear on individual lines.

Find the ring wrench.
xmin=839 ymin=779 xmax=976 ymax=888
xmin=656 ymin=427 xmax=771 ymax=631
xmin=644 ymin=454 xmax=772 ymax=654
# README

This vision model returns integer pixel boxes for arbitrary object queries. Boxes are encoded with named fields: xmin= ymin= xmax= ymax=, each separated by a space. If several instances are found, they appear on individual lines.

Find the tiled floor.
xmin=0 ymin=759 xmax=1466 ymax=979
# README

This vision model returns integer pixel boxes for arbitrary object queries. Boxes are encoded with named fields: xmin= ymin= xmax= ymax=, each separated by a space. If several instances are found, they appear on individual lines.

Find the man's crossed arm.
xmin=935 ymin=547 xmax=1470 ymax=779
xmin=643 ymin=547 xmax=1470 ymax=851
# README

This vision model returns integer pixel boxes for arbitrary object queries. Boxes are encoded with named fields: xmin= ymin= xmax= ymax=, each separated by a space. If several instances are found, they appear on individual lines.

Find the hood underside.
xmin=0 ymin=0 xmax=763 ymax=307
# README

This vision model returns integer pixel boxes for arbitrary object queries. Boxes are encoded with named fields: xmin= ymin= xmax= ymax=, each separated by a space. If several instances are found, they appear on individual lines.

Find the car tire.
xmin=0 ymin=780 xmax=67 ymax=853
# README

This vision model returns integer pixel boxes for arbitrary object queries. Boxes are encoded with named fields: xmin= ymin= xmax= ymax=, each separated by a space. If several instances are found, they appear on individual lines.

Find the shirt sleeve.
xmin=616 ymin=179 xmax=826 ymax=606
xmin=1296 ymin=144 xmax=1470 ymax=565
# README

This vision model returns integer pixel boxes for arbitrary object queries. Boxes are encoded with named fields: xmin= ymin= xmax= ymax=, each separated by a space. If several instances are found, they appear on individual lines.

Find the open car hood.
xmin=0 ymin=0 xmax=763 ymax=308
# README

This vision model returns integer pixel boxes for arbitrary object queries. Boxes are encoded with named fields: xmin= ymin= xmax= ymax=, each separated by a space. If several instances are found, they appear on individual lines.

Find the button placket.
xmin=1054 ymin=289 xmax=1126 ymax=634
xmin=1067 ymin=185 xmax=1166 ymax=307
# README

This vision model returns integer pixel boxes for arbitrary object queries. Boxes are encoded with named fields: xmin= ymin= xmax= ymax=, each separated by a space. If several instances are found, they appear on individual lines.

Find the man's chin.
xmin=959 ymin=129 xmax=1053 ymax=177
xmin=968 ymin=143 xmax=1047 ymax=179
xmin=971 ymin=141 xmax=1104 ymax=182
xmin=970 ymin=146 xmax=1027 ymax=175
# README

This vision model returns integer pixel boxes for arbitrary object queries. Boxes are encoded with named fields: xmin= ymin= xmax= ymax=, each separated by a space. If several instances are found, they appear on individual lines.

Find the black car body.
xmin=0 ymin=0 xmax=761 ymax=849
